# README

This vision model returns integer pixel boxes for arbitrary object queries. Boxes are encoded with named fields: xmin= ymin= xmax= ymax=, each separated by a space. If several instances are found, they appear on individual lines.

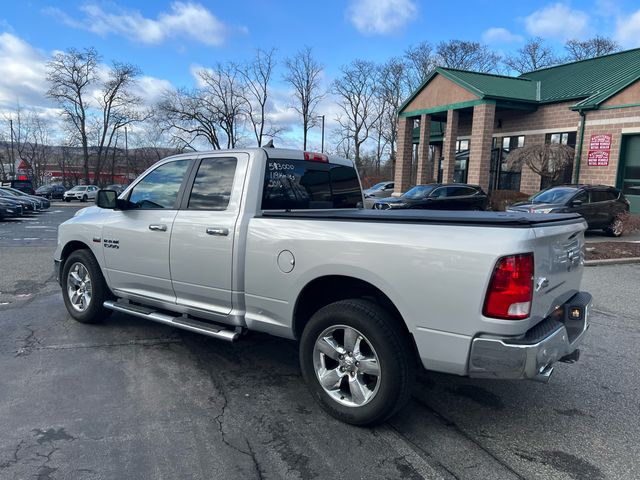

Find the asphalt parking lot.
xmin=1 ymin=207 xmax=639 ymax=479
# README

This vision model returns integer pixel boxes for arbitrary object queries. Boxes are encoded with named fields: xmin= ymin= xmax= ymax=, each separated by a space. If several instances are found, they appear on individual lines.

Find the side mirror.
xmin=96 ymin=189 xmax=117 ymax=209
xmin=570 ymin=199 xmax=583 ymax=207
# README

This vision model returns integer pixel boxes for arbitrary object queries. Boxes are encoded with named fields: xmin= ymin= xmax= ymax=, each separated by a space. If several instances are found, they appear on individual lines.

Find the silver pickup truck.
xmin=55 ymin=148 xmax=591 ymax=425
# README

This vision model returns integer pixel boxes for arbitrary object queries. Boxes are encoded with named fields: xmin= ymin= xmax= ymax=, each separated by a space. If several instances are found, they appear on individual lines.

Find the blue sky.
xmin=1 ymin=0 xmax=640 ymax=148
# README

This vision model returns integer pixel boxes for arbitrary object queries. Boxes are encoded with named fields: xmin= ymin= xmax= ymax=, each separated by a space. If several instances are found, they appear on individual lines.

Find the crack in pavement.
xmin=13 ymin=336 xmax=182 ymax=357
xmin=15 ymin=325 xmax=43 ymax=357
xmin=407 ymin=395 xmax=527 ymax=480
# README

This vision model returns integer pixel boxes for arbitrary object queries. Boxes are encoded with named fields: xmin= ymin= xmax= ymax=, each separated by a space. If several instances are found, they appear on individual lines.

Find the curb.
xmin=585 ymin=257 xmax=640 ymax=266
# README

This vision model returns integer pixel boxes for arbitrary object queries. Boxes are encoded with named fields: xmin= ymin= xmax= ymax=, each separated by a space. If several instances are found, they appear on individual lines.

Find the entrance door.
xmin=619 ymin=135 xmax=640 ymax=213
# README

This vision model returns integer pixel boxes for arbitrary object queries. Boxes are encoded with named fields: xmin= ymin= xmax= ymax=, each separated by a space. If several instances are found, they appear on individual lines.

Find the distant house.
xmin=395 ymin=48 xmax=640 ymax=213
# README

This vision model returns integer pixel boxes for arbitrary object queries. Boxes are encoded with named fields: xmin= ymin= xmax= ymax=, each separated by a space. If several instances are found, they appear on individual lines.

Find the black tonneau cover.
xmin=261 ymin=209 xmax=585 ymax=228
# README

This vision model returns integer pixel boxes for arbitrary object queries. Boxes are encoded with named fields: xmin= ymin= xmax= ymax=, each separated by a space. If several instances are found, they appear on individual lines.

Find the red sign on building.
xmin=587 ymin=150 xmax=610 ymax=166
xmin=589 ymin=134 xmax=612 ymax=150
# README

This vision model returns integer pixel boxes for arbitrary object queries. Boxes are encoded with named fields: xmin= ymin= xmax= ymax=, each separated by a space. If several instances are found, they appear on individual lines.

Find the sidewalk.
xmin=585 ymin=230 xmax=640 ymax=243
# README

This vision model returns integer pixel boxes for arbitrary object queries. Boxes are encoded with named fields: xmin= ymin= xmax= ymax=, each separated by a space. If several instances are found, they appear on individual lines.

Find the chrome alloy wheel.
xmin=66 ymin=262 xmax=92 ymax=312
xmin=313 ymin=325 xmax=381 ymax=407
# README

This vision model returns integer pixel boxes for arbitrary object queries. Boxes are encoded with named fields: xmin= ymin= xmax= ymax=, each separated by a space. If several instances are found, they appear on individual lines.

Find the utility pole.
xmin=318 ymin=115 xmax=325 ymax=153
xmin=9 ymin=118 xmax=15 ymax=170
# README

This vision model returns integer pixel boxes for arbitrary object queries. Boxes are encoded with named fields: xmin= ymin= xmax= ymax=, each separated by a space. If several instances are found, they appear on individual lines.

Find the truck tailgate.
xmin=529 ymin=219 xmax=587 ymax=323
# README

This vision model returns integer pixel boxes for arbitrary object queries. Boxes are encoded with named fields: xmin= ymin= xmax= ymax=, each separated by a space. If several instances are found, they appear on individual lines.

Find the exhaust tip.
xmin=534 ymin=366 xmax=554 ymax=383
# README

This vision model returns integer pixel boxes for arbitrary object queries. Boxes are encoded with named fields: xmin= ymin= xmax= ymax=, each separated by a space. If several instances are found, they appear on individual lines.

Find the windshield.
xmin=71 ymin=186 xmax=87 ymax=191
xmin=1 ymin=188 xmax=20 ymax=197
xmin=530 ymin=187 xmax=577 ymax=204
xmin=368 ymin=182 xmax=387 ymax=191
xmin=402 ymin=185 xmax=436 ymax=199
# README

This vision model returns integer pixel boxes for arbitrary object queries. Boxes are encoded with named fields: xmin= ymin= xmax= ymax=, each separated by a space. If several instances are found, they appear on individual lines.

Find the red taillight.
xmin=304 ymin=151 xmax=328 ymax=162
xmin=483 ymin=253 xmax=534 ymax=320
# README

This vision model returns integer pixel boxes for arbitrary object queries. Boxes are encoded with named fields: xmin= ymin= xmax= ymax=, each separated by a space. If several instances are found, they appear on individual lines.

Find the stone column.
xmin=416 ymin=114 xmax=431 ymax=184
xmin=468 ymin=102 xmax=496 ymax=191
xmin=441 ymin=109 xmax=459 ymax=183
xmin=394 ymin=116 xmax=415 ymax=195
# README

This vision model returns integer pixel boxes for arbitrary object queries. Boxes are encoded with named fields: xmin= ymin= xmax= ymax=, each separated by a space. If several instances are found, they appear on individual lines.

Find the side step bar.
xmin=103 ymin=300 xmax=240 ymax=342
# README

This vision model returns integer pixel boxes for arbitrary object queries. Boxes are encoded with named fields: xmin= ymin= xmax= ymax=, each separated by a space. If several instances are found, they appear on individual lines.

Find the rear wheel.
xmin=299 ymin=299 xmax=415 ymax=426
xmin=605 ymin=216 xmax=624 ymax=237
xmin=62 ymin=250 xmax=112 ymax=323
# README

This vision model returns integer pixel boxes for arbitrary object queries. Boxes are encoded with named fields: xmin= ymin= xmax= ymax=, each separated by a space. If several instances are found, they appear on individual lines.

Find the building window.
xmin=489 ymin=136 xmax=524 ymax=192
xmin=541 ymin=132 xmax=576 ymax=189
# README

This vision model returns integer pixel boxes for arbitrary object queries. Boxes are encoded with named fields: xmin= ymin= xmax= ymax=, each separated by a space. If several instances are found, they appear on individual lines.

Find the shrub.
xmin=489 ymin=190 xmax=530 ymax=211
xmin=619 ymin=212 xmax=640 ymax=234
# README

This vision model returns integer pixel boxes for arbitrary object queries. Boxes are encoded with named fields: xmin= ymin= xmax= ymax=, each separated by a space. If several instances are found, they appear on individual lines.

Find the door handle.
xmin=149 ymin=224 xmax=167 ymax=232
xmin=206 ymin=227 xmax=229 ymax=236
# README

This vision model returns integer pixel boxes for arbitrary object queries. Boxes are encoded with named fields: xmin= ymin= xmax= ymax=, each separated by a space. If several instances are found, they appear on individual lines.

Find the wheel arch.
xmin=60 ymin=240 xmax=93 ymax=268
xmin=292 ymin=275 xmax=419 ymax=362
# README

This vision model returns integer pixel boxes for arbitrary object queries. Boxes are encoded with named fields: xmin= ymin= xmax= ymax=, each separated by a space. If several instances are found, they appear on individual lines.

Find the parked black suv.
xmin=373 ymin=184 xmax=489 ymax=211
xmin=507 ymin=185 xmax=630 ymax=236
xmin=1 ymin=179 xmax=34 ymax=195
xmin=36 ymin=184 xmax=66 ymax=199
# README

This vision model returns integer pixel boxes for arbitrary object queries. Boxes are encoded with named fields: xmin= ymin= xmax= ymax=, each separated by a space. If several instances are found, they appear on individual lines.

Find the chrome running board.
xmin=103 ymin=300 xmax=240 ymax=342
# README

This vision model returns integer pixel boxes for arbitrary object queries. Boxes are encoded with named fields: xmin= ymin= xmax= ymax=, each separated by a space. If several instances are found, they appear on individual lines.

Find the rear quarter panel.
xmin=243 ymin=218 xmax=558 ymax=374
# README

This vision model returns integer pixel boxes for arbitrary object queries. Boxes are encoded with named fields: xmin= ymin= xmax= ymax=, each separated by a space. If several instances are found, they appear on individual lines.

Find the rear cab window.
xmin=261 ymin=158 xmax=361 ymax=210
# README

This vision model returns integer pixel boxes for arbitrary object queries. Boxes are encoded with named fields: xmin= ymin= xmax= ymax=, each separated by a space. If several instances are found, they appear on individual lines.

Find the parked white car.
xmin=63 ymin=185 xmax=99 ymax=202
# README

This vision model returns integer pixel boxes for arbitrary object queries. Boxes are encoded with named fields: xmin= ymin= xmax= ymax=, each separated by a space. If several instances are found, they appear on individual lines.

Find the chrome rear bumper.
xmin=468 ymin=292 xmax=591 ymax=382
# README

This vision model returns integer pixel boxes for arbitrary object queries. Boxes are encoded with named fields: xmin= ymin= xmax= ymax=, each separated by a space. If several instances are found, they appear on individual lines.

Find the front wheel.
xmin=62 ymin=249 xmax=112 ymax=323
xmin=299 ymin=299 xmax=415 ymax=426
xmin=605 ymin=216 xmax=624 ymax=237
xmin=81 ymin=195 xmax=87 ymax=202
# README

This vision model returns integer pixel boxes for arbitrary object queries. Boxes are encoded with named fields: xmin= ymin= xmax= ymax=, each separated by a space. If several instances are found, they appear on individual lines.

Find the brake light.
xmin=483 ymin=253 xmax=534 ymax=320
xmin=304 ymin=151 xmax=328 ymax=162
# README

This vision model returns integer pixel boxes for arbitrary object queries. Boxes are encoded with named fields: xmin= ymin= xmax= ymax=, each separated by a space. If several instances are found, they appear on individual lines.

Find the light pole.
xmin=318 ymin=115 xmax=325 ymax=153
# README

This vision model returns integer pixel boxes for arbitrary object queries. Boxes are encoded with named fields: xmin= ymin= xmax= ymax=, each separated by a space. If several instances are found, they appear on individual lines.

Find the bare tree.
xmin=505 ymin=37 xmax=558 ymax=74
xmin=378 ymin=57 xmax=407 ymax=167
xmin=436 ymin=40 xmax=501 ymax=72
xmin=283 ymin=46 xmax=324 ymax=149
xmin=565 ymin=36 xmax=620 ymax=61
xmin=157 ymin=88 xmax=222 ymax=150
xmin=198 ymin=63 xmax=247 ymax=149
xmin=46 ymin=47 xmax=99 ymax=184
xmin=404 ymin=41 xmax=437 ymax=92
xmin=333 ymin=60 xmax=381 ymax=171
xmin=237 ymin=48 xmax=281 ymax=146
xmin=507 ymin=144 xmax=575 ymax=185
xmin=92 ymin=62 xmax=149 ymax=185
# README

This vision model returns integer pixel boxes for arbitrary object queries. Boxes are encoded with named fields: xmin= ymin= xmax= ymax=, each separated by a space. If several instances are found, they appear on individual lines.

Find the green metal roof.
xmin=439 ymin=68 xmax=538 ymax=102
xmin=520 ymin=48 xmax=640 ymax=108
xmin=399 ymin=48 xmax=640 ymax=114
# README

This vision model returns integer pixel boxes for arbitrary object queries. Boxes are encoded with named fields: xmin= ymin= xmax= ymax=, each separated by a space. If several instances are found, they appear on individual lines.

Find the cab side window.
xmin=573 ymin=191 xmax=589 ymax=204
xmin=187 ymin=157 xmax=237 ymax=210
xmin=128 ymin=159 xmax=191 ymax=209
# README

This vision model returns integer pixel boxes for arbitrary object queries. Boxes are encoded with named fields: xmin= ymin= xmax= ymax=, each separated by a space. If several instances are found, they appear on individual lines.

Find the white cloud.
xmin=0 ymin=32 xmax=50 ymax=109
xmin=46 ymin=2 xmax=234 ymax=46
xmin=482 ymin=27 xmax=523 ymax=44
xmin=525 ymin=3 xmax=589 ymax=40
xmin=615 ymin=10 xmax=640 ymax=47
xmin=347 ymin=0 xmax=417 ymax=35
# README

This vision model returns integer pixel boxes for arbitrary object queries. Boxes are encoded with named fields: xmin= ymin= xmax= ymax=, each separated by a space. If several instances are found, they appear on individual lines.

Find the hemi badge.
xmin=93 ymin=237 xmax=102 ymax=243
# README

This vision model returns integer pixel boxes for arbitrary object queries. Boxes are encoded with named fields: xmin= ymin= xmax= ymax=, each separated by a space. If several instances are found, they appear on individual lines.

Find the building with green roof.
xmin=396 ymin=48 xmax=640 ymax=212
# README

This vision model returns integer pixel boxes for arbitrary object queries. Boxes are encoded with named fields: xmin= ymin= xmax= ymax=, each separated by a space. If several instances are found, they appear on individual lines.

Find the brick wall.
xmin=467 ymin=103 xmax=495 ymax=190
xmin=579 ymin=106 xmax=640 ymax=186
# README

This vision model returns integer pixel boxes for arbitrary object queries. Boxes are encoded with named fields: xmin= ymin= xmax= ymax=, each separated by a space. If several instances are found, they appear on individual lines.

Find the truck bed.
xmin=261 ymin=209 xmax=585 ymax=228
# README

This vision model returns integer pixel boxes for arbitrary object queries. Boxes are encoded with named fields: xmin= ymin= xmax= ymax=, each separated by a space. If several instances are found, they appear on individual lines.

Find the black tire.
xmin=299 ymin=299 xmax=415 ymax=426
xmin=61 ymin=249 xmax=112 ymax=324
xmin=604 ymin=215 xmax=624 ymax=237
xmin=64 ymin=198 xmax=70 ymax=202
xmin=81 ymin=195 xmax=87 ymax=202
